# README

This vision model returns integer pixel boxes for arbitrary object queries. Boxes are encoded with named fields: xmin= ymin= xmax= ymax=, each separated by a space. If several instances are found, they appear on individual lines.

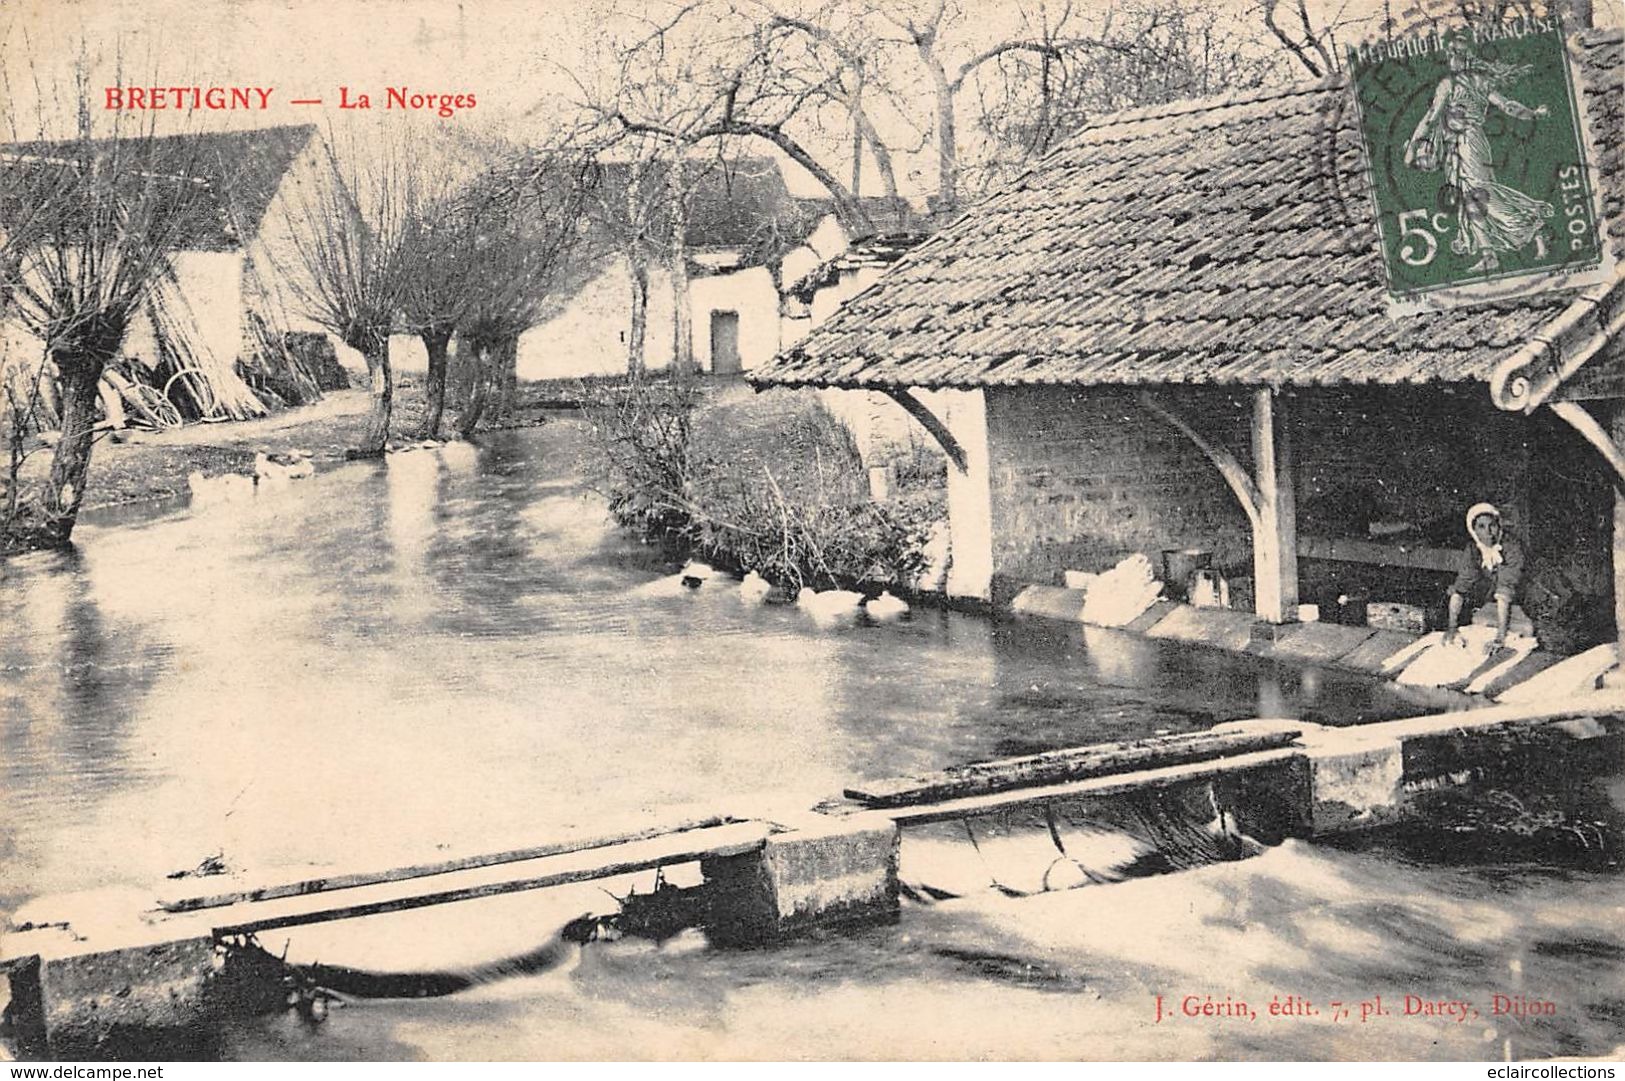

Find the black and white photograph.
xmin=0 ymin=0 xmax=1622 ymax=1063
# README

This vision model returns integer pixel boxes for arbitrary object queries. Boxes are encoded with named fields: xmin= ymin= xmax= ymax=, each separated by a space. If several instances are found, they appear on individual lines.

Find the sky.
xmin=3 ymin=0 xmax=1620 ymax=198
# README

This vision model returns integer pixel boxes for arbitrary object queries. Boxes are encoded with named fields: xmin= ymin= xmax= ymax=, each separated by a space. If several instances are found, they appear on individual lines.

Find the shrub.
xmin=583 ymin=378 xmax=943 ymax=592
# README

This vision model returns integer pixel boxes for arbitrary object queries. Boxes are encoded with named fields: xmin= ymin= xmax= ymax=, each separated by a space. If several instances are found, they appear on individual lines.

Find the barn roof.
xmin=1 ymin=125 xmax=319 ymax=251
xmin=752 ymin=30 xmax=1623 ymax=394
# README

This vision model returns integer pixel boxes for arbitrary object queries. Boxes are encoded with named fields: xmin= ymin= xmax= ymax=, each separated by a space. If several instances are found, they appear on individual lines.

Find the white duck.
xmin=187 ymin=470 xmax=256 ymax=506
xmin=797 ymin=587 xmax=864 ymax=626
xmin=254 ymin=451 xmax=316 ymax=486
xmin=864 ymin=591 xmax=909 ymax=621
xmin=679 ymin=561 xmax=718 ymax=589
xmin=739 ymin=571 xmax=773 ymax=603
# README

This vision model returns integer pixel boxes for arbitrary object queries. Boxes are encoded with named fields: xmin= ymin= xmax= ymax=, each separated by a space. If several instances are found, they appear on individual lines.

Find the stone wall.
xmin=984 ymin=385 xmax=1252 ymax=588
xmin=983 ymin=384 xmax=1612 ymax=645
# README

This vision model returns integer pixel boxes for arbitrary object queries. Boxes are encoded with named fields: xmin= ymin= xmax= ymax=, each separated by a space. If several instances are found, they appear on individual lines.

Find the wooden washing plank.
xmin=202 ymin=821 xmax=772 ymax=937
xmin=845 ymin=728 xmax=1302 ymax=808
xmin=159 ymin=814 xmax=743 ymax=914
xmin=879 ymin=749 xmax=1303 ymax=826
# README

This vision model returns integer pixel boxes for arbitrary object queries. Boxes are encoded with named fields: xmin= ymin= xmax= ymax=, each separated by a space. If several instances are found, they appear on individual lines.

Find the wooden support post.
xmin=1547 ymin=401 xmax=1625 ymax=687
xmin=1613 ymin=402 xmax=1625 ymax=688
xmin=943 ymin=390 xmax=993 ymax=601
xmin=1251 ymin=388 xmax=1299 ymax=624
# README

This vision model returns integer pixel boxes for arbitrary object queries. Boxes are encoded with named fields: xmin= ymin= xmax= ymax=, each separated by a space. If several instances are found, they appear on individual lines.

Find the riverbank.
xmin=52 ymin=379 xmax=559 ymax=514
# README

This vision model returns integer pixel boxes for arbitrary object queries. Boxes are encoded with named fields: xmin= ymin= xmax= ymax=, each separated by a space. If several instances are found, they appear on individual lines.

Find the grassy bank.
xmin=25 ymin=378 xmax=555 ymax=514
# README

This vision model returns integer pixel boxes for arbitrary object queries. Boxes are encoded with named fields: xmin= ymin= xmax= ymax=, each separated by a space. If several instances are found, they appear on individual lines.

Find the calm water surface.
xmin=2 ymin=421 xmax=1619 ymax=1060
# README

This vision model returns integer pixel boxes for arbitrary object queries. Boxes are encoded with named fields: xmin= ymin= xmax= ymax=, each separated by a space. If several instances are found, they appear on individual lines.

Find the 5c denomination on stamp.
xmin=1346 ymin=16 xmax=1614 ymax=314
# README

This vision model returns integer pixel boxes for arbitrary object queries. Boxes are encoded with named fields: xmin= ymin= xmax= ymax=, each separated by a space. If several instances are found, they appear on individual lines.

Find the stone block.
xmin=38 ymin=936 xmax=219 ymax=1054
xmin=1144 ymin=605 xmax=1258 ymax=652
xmin=1009 ymin=585 xmax=1087 ymax=623
xmin=1301 ymin=732 xmax=1405 ymax=834
xmin=703 ymin=816 xmax=899 ymax=947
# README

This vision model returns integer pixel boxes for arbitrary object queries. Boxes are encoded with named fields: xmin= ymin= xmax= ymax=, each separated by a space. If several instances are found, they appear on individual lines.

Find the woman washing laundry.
xmin=1443 ymin=502 xmax=1524 ymax=649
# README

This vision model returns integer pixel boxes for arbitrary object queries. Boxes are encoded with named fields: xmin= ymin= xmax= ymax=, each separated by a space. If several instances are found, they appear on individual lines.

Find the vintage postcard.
xmin=1 ymin=0 xmax=1623 ymax=1066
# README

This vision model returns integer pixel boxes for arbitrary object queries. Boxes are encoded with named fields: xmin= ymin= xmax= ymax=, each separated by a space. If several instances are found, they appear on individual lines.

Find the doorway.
xmin=710 ymin=310 xmax=741 ymax=375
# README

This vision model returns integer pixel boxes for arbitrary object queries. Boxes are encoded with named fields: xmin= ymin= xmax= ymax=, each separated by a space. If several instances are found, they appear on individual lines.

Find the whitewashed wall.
xmin=520 ymin=257 xmax=778 ymax=380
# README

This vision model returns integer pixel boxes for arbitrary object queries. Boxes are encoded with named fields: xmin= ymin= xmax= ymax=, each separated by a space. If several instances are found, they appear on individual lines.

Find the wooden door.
xmin=710 ymin=310 xmax=741 ymax=374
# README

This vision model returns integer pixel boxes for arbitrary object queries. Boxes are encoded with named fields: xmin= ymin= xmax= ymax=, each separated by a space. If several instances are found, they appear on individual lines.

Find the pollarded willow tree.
xmin=283 ymin=126 xmax=420 ymax=457
xmin=398 ymin=172 xmax=485 ymax=440
xmin=0 ymin=62 xmax=218 ymax=552
xmin=453 ymin=151 xmax=594 ymax=438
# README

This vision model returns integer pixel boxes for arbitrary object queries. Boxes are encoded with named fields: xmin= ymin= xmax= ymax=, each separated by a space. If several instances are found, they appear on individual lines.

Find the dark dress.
xmin=1450 ymin=535 xmax=1524 ymax=611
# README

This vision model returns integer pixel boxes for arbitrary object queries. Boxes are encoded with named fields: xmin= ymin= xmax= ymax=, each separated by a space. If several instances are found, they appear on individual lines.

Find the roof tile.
xmin=756 ymin=31 xmax=1623 ymax=390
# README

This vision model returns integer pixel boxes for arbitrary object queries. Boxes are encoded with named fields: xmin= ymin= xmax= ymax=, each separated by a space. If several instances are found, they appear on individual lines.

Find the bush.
xmin=583 ymin=378 xmax=943 ymax=593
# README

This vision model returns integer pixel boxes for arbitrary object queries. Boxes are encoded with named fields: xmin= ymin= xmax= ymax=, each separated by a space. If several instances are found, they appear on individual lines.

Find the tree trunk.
xmin=914 ymin=34 xmax=958 ymax=216
xmin=458 ymin=337 xmax=493 ymax=441
xmin=933 ymin=75 xmax=958 ymax=216
xmin=669 ymin=157 xmax=694 ymax=379
xmin=4 ymin=347 xmax=106 ymax=551
xmin=355 ymin=329 xmax=393 ymax=457
xmin=422 ymin=325 xmax=453 ymax=439
xmin=628 ymin=256 xmax=649 ymax=379
xmin=496 ymin=334 xmax=519 ymax=419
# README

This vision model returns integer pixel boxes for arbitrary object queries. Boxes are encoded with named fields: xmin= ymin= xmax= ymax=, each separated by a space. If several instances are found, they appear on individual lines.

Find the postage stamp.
xmin=1346 ymin=17 xmax=1615 ymax=314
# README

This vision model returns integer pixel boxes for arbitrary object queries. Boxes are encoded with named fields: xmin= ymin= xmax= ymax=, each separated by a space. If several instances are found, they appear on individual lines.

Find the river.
xmin=2 ymin=421 xmax=1620 ymax=1060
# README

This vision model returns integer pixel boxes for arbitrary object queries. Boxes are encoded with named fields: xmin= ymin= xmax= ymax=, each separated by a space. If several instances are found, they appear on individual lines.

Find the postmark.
xmin=1345 ymin=16 xmax=1614 ymax=314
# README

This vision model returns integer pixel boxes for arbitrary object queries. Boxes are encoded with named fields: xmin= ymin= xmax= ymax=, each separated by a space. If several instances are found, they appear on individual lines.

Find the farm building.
xmin=0 ymin=124 xmax=345 ymax=425
xmin=521 ymin=157 xmax=831 ymax=380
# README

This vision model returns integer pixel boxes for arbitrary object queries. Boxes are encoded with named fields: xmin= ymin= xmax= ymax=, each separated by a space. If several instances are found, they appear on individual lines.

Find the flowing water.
xmin=2 ymin=421 xmax=1620 ymax=1060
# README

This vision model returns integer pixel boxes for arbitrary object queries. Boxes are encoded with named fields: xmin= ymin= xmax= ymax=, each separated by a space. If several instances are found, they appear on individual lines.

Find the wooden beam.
xmin=845 ymin=728 xmax=1303 ymax=807
xmin=206 ymin=822 xmax=772 ymax=937
xmin=1615 ymin=402 xmax=1625 ymax=687
xmin=159 ymin=814 xmax=743 ymax=914
xmin=1544 ymin=401 xmax=1625 ymax=687
xmin=1252 ymin=388 xmax=1299 ymax=623
xmin=882 ymin=388 xmax=967 ymax=473
xmin=1549 ymin=401 xmax=1625 ymax=493
xmin=1137 ymin=391 xmax=1261 ymax=530
xmin=1297 ymin=535 xmax=1460 ymax=573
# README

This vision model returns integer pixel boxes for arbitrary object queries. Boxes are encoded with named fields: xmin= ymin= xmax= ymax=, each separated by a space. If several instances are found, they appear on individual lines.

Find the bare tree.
xmin=399 ymin=168 xmax=488 ymax=439
xmin=455 ymin=152 xmax=592 ymax=437
xmin=577 ymin=138 xmax=671 ymax=378
xmin=0 ymin=57 xmax=216 ymax=552
xmin=283 ymin=127 xmax=419 ymax=457
xmin=592 ymin=0 xmax=1144 ymax=223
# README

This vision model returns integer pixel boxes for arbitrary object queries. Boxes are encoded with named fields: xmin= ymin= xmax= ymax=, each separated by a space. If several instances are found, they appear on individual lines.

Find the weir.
xmin=4 ymin=695 xmax=1621 ymax=1055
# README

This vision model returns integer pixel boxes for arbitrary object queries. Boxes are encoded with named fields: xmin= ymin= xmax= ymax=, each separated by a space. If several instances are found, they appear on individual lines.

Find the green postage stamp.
xmin=1347 ymin=17 xmax=1613 ymax=313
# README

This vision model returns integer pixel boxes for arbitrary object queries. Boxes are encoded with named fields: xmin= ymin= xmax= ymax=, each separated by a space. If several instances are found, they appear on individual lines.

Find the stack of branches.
xmin=140 ymin=285 xmax=267 ymax=421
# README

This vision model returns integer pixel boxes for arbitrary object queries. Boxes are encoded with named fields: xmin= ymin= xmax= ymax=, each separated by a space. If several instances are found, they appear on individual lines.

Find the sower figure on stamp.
xmin=1404 ymin=37 xmax=1555 ymax=273
xmin=1443 ymin=502 xmax=1525 ymax=649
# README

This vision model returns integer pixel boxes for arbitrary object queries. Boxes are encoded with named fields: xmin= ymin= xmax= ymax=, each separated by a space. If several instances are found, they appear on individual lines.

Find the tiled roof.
xmin=2 ymin=125 xmax=318 ymax=251
xmin=787 ymin=233 xmax=933 ymax=299
xmin=753 ymin=31 xmax=1623 ymax=390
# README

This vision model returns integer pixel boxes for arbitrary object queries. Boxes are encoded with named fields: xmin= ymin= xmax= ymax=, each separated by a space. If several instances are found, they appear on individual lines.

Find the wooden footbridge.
xmin=4 ymin=694 xmax=1621 ymax=1054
